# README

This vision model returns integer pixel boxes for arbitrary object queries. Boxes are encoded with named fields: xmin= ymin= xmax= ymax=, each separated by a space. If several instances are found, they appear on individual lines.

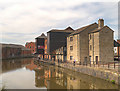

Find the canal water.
xmin=0 ymin=58 xmax=120 ymax=89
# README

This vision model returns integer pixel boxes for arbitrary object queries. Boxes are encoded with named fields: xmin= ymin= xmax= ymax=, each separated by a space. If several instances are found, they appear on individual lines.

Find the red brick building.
xmin=1 ymin=43 xmax=32 ymax=59
xmin=25 ymin=42 xmax=35 ymax=54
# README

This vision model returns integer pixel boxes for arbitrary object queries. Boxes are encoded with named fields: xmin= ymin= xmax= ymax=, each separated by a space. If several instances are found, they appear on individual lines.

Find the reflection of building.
xmin=2 ymin=58 xmax=32 ymax=73
xmin=67 ymin=76 xmax=81 ymax=89
xmin=26 ymin=60 xmax=38 ymax=71
xmin=34 ymin=68 xmax=45 ymax=88
xmin=35 ymin=33 xmax=47 ymax=59
xmin=25 ymin=42 xmax=35 ymax=54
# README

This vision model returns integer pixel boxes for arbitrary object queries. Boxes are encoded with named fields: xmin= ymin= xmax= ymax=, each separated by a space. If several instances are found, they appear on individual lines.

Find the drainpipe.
xmin=93 ymin=34 xmax=94 ymax=65
xmin=118 ymin=44 xmax=119 ymax=61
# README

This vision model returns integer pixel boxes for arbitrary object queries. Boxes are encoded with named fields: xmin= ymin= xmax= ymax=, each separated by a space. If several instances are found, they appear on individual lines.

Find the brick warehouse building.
xmin=25 ymin=42 xmax=35 ymax=54
xmin=47 ymin=27 xmax=74 ymax=61
xmin=1 ymin=43 xmax=32 ymax=59
xmin=35 ymin=33 xmax=47 ymax=59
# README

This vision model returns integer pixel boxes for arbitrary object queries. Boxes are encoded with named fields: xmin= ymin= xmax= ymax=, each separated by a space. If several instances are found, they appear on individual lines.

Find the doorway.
xmin=96 ymin=56 xmax=98 ymax=64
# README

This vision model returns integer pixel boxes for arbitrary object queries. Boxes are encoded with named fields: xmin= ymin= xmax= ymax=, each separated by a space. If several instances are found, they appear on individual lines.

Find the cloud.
xmin=0 ymin=0 xmax=118 ymax=45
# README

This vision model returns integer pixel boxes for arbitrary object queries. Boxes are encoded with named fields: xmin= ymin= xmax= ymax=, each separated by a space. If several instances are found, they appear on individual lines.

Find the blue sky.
xmin=0 ymin=0 xmax=119 ymax=45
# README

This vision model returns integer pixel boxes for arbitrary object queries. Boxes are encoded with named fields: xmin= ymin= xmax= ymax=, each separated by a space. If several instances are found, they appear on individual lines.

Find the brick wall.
xmin=25 ymin=42 xmax=35 ymax=54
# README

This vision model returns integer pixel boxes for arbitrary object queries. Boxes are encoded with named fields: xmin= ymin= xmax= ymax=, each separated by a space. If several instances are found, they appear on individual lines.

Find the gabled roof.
xmin=35 ymin=33 xmax=47 ymax=39
xmin=89 ymin=25 xmax=114 ymax=33
xmin=69 ymin=23 xmax=97 ymax=36
xmin=47 ymin=26 xmax=74 ymax=33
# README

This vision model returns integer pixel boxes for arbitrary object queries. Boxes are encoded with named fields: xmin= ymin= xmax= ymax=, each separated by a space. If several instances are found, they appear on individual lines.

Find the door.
xmin=96 ymin=56 xmax=98 ymax=64
xmin=89 ymin=56 xmax=91 ymax=64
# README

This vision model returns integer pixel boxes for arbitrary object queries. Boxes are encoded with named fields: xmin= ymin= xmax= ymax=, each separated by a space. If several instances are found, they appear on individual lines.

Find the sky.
xmin=0 ymin=0 xmax=119 ymax=45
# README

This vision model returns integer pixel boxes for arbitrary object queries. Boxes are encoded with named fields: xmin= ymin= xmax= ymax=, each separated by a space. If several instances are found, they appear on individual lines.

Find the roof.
xmin=47 ymin=26 xmax=74 ymax=33
xmin=69 ymin=23 xmax=97 ymax=36
xmin=35 ymin=33 xmax=47 ymax=39
xmin=114 ymin=40 xmax=120 ymax=47
xmin=0 ymin=43 xmax=30 ymax=50
xmin=89 ymin=25 xmax=114 ymax=33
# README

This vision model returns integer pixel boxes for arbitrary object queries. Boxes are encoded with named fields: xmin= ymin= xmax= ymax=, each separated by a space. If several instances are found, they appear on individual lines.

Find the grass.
xmin=1 ymin=85 xmax=7 ymax=91
xmin=111 ymin=80 xmax=115 ymax=84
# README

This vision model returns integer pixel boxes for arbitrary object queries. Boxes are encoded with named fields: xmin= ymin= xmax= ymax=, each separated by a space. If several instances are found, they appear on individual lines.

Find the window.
xmin=70 ymin=37 xmax=73 ymax=41
xmin=70 ymin=46 xmax=73 ymax=50
xmin=70 ymin=56 xmax=73 ymax=60
xmin=90 ymin=34 xmax=91 ymax=40
xmin=90 ymin=45 xmax=92 ymax=50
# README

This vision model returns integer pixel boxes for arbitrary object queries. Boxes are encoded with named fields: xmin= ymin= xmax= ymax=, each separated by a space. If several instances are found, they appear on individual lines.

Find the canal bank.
xmin=39 ymin=60 xmax=120 ymax=85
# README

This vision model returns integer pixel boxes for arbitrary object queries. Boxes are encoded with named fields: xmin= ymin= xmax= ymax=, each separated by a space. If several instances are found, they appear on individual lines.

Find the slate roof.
xmin=47 ymin=26 xmax=74 ymax=33
xmin=69 ymin=23 xmax=97 ymax=36
xmin=35 ymin=33 xmax=47 ymax=39
xmin=89 ymin=25 xmax=114 ymax=33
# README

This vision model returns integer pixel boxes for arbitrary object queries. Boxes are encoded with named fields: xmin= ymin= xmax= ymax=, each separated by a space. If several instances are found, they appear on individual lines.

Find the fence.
xmin=36 ymin=57 xmax=120 ymax=72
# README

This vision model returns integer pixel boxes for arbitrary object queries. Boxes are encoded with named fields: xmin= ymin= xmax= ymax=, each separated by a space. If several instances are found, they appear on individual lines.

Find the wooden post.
xmin=118 ymin=44 xmax=119 ymax=61
xmin=114 ymin=62 xmax=115 ymax=69
xmin=108 ymin=63 xmax=109 ymax=68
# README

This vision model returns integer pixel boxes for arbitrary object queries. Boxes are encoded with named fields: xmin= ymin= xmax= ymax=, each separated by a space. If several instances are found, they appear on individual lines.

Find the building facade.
xmin=47 ymin=27 xmax=74 ymax=54
xmin=25 ymin=42 xmax=35 ymax=54
xmin=35 ymin=33 xmax=47 ymax=59
xmin=67 ymin=19 xmax=114 ymax=64
xmin=1 ymin=43 xmax=32 ymax=59
xmin=47 ymin=27 xmax=74 ymax=61
xmin=89 ymin=19 xmax=114 ymax=64
xmin=67 ymin=23 xmax=98 ymax=64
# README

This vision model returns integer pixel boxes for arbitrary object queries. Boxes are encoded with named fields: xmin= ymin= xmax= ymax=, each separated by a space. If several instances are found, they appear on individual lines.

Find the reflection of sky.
xmin=0 ymin=0 xmax=118 ymax=45
xmin=1 ymin=67 xmax=46 ymax=89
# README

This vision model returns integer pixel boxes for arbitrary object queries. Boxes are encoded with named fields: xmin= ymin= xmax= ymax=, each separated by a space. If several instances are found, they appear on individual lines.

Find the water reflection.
xmin=1 ymin=58 xmax=120 ymax=89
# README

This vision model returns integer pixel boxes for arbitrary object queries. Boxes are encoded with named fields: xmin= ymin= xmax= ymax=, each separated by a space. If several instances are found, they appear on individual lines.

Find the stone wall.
xmin=56 ymin=62 xmax=119 ymax=85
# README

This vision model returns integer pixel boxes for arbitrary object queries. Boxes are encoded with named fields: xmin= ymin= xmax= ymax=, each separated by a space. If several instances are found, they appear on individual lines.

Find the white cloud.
xmin=0 ymin=0 xmax=118 ymax=45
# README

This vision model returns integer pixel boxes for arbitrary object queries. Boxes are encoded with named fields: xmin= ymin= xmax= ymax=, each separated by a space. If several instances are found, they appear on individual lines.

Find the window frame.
xmin=70 ymin=37 xmax=73 ymax=41
xmin=70 ymin=46 xmax=73 ymax=50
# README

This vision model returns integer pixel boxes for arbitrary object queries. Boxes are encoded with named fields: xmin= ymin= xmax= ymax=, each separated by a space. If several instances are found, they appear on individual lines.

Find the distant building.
xmin=117 ymin=39 xmax=120 ymax=56
xmin=114 ymin=40 xmax=119 ymax=56
xmin=47 ymin=27 xmax=74 ymax=61
xmin=35 ymin=33 xmax=47 ymax=59
xmin=47 ymin=27 xmax=74 ymax=54
xmin=1 ymin=43 xmax=32 ymax=59
xmin=25 ymin=42 xmax=35 ymax=54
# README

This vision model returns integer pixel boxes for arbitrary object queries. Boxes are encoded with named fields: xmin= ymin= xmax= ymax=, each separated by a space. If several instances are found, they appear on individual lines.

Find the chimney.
xmin=98 ymin=19 xmax=104 ymax=29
